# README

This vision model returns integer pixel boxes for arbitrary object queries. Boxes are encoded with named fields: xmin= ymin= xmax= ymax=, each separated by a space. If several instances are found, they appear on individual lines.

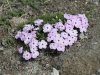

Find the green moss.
xmin=70 ymin=10 xmax=81 ymax=15
xmin=85 ymin=5 xmax=94 ymax=17
xmin=6 ymin=37 xmax=15 ymax=46
xmin=0 ymin=16 xmax=6 ymax=25
xmin=8 ymin=9 xmax=25 ymax=17
xmin=20 ymin=0 xmax=38 ymax=9
xmin=31 ymin=12 xmax=65 ymax=24
xmin=17 ymin=9 xmax=25 ymax=16
xmin=8 ymin=10 xmax=17 ymax=17
xmin=17 ymin=22 xmax=25 ymax=30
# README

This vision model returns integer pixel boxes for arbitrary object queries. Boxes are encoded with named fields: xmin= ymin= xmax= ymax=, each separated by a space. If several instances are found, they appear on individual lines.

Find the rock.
xmin=75 ymin=42 xmax=81 ymax=47
xmin=46 ymin=64 xmax=50 ymax=68
xmin=16 ymin=61 xmax=20 ymax=64
xmin=0 ymin=47 xmax=3 ymax=51
xmin=9 ymin=17 xmax=28 ymax=27
xmin=94 ymin=2 xmax=99 ymax=6
xmin=11 ymin=29 xmax=15 ymax=33
xmin=97 ymin=68 xmax=100 ymax=73
xmin=28 ymin=10 xmax=33 ymax=16
xmin=32 ymin=62 xmax=39 ymax=74
xmin=94 ymin=42 xmax=97 ymax=45
xmin=51 ymin=68 xmax=59 ymax=75
xmin=1 ymin=39 xmax=7 ymax=46
xmin=79 ymin=32 xmax=87 ymax=40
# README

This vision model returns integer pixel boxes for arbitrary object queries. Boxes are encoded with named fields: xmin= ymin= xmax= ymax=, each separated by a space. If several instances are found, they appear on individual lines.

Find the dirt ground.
xmin=0 ymin=0 xmax=100 ymax=75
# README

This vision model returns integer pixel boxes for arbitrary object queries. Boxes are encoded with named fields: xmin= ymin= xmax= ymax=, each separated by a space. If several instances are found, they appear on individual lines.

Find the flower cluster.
xmin=15 ymin=13 xmax=89 ymax=60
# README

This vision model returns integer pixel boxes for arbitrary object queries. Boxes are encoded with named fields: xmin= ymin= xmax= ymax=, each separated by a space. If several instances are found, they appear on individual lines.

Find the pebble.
xmin=94 ymin=42 xmax=98 ymax=45
xmin=11 ymin=29 xmax=15 ymax=33
xmin=51 ymin=68 xmax=59 ymax=75
xmin=95 ymin=2 xmax=99 ymax=6
xmin=28 ymin=10 xmax=33 ymax=16
xmin=97 ymin=68 xmax=100 ymax=73
xmin=32 ymin=62 xmax=39 ymax=74
xmin=79 ymin=32 xmax=87 ymax=40
xmin=75 ymin=42 xmax=81 ymax=47
xmin=46 ymin=64 xmax=50 ymax=68
xmin=16 ymin=61 xmax=20 ymax=64
xmin=1 ymin=39 xmax=7 ymax=46
xmin=0 ymin=47 xmax=3 ymax=51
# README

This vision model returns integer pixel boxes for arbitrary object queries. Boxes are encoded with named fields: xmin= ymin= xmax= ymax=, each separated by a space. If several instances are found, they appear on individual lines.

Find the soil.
xmin=0 ymin=0 xmax=100 ymax=75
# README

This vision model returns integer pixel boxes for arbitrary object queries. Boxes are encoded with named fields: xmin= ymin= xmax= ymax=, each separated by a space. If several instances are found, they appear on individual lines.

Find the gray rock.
xmin=51 ymin=68 xmax=59 ymax=75
xmin=46 ymin=64 xmax=50 ymax=68
xmin=28 ymin=10 xmax=33 ymax=16
xmin=94 ymin=2 xmax=99 ymax=6
xmin=32 ymin=62 xmax=39 ymax=74
xmin=0 ymin=47 xmax=3 ymax=51
xmin=1 ymin=39 xmax=7 ymax=46
xmin=16 ymin=61 xmax=20 ymax=64
xmin=79 ymin=32 xmax=87 ymax=40
xmin=75 ymin=42 xmax=81 ymax=47
xmin=97 ymin=68 xmax=100 ymax=73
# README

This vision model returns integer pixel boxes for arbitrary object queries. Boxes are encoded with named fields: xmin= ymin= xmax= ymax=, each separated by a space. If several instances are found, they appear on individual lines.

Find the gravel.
xmin=0 ymin=0 xmax=100 ymax=75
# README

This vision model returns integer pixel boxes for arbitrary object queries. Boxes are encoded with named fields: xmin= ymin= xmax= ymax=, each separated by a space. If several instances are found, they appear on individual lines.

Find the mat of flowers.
xmin=15 ymin=13 xmax=89 ymax=60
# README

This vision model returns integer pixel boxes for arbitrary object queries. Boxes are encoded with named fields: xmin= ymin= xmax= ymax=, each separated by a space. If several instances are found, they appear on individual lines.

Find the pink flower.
xmin=23 ymin=24 xmax=34 ymax=32
xmin=64 ymin=13 xmax=73 ymax=20
xmin=77 ymin=14 xmax=89 ymax=28
xmin=43 ymin=23 xmax=52 ymax=33
xmin=53 ymin=33 xmax=60 ymax=41
xmin=67 ymin=19 xmax=73 ymax=25
xmin=65 ymin=27 xmax=73 ymax=34
xmin=31 ymin=51 xmax=39 ymax=58
xmin=61 ymin=39 xmax=68 ymax=46
xmin=53 ymin=37 xmax=63 ymax=44
xmin=30 ymin=45 xmax=38 ymax=52
xmin=70 ymin=36 xmax=77 ymax=42
xmin=38 ymin=40 xmax=47 ymax=49
xmin=79 ymin=26 xmax=87 ymax=32
xmin=18 ymin=47 xmax=23 ymax=54
xmin=48 ymin=28 xmax=58 ymax=37
xmin=24 ymin=33 xmax=32 ymax=44
xmin=54 ymin=22 xmax=63 ymax=29
xmin=15 ymin=31 xmax=22 ymax=39
xmin=68 ymin=29 xmax=78 ymax=36
xmin=65 ymin=36 xmax=75 ymax=46
xmin=23 ymin=51 xmax=31 ymax=60
xmin=71 ymin=16 xmax=81 ymax=28
xmin=54 ymin=21 xmax=65 ymax=31
xmin=29 ymin=38 xmax=38 ymax=47
xmin=30 ymin=31 xmax=36 ymax=38
xmin=65 ymin=22 xmax=74 ymax=29
xmin=57 ymin=44 xmax=65 ymax=52
xmin=61 ymin=32 xmax=68 ymax=39
xmin=49 ymin=43 xmax=58 ymax=50
xmin=59 ymin=24 xmax=65 ymax=31
xmin=34 ymin=19 xmax=43 ymax=26
xmin=20 ymin=31 xmax=27 ymax=41
xmin=46 ymin=36 xmax=53 ymax=42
